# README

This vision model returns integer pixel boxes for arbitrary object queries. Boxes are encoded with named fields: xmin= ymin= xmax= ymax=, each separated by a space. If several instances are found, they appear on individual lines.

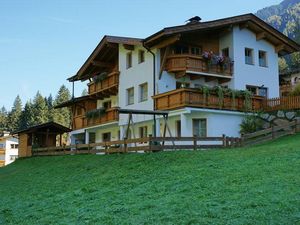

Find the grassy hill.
xmin=1 ymin=134 xmax=300 ymax=225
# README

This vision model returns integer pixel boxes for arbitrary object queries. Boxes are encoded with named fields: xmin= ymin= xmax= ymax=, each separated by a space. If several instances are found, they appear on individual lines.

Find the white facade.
xmin=70 ymin=22 xmax=284 ymax=143
xmin=0 ymin=135 xmax=19 ymax=166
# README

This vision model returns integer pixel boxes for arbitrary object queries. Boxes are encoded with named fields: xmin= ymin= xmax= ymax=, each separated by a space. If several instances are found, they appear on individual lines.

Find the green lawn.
xmin=1 ymin=135 xmax=300 ymax=225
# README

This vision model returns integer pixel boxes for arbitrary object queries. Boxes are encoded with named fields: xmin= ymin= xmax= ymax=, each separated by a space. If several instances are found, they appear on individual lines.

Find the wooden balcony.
xmin=0 ymin=160 xmax=4 ymax=167
xmin=73 ymin=107 xmax=119 ymax=130
xmin=0 ymin=148 xmax=5 ymax=155
xmin=153 ymin=88 xmax=264 ymax=112
xmin=88 ymin=71 xmax=119 ymax=98
xmin=165 ymin=54 xmax=233 ymax=79
xmin=280 ymin=83 xmax=299 ymax=96
xmin=264 ymin=96 xmax=300 ymax=111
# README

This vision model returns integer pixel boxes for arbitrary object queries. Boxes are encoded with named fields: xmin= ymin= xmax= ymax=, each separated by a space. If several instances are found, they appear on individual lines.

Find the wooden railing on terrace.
xmin=153 ymin=88 xmax=264 ymax=112
xmin=88 ymin=71 xmax=119 ymax=95
xmin=165 ymin=54 xmax=233 ymax=77
xmin=73 ymin=107 xmax=119 ymax=130
xmin=0 ymin=160 xmax=5 ymax=167
xmin=263 ymin=96 xmax=300 ymax=111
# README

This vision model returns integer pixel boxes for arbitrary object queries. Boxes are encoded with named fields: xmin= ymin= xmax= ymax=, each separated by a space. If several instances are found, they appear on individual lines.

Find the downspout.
xmin=143 ymin=42 xmax=157 ymax=138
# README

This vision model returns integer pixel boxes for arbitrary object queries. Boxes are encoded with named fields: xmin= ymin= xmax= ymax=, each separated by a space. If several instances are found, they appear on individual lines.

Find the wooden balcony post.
xmin=222 ymin=134 xmax=226 ymax=147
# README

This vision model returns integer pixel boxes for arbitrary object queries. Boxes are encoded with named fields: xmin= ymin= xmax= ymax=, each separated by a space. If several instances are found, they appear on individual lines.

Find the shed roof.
xmin=13 ymin=122 xmax=71 ymax=135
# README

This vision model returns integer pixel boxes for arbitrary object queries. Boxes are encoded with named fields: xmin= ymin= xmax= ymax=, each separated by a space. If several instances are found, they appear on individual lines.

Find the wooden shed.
xmin=14 ymin=122 xmax=71 ymax=157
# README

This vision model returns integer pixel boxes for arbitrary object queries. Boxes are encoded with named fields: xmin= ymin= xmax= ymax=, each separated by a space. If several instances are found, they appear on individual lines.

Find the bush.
xmin=240 ymin=114 xmax=264 ymax=134
xmin=290 ymin=83 xmax=300 ymax=96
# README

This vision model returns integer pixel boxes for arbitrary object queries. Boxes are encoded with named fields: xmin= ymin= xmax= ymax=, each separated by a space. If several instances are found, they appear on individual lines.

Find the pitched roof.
xmin=13 ymin=122 xmax=71 ymax=135
xmin=54 ymin=95 xmax=94 ymax=109
xmin=144 ymin=13 xmax=300 ymax=55
xmin=68 ymin=35 xmax=142 ymax=81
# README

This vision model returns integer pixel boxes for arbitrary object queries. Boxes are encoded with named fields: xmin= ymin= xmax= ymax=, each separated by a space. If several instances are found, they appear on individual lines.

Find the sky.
xmin=0 ymin=0 xmax=283 ymax=109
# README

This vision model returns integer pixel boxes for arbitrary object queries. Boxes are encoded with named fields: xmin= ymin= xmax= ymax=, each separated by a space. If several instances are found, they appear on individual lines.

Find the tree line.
xmin=0 ymin=85 xmax=72 ymax=132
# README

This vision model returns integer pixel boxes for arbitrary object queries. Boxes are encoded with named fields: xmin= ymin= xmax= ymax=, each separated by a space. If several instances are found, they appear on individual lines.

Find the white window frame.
xmin=127 ymin=87 xmax=134 ymax=105
xmin=139 ymin=83 xmax=148 ymax=102
xmin=245 ymin=48 xmax=254 ymax=65
xmin=258 ymin=50 xmax=267 ymax=67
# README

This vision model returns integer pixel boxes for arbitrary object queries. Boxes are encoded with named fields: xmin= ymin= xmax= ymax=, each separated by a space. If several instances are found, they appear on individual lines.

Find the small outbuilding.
xmin=14 ymin=122 xmax=71 ymax=157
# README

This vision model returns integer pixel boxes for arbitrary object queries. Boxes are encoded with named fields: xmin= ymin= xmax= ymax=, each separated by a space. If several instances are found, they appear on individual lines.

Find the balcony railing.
xmin=88 ymin=71 xmax=119 ymax=96
xmin=0 ymin=148 xmax=5 ymax=155
xmin=73 ymin=107 xmax=119 ymax=130
xmin=153 ymin=88 xmax=264 ymax=112
xmin=263 ymin=96 xmax=300 ymax=111
xmin=165 ymin=54 xmax=233 ymax=77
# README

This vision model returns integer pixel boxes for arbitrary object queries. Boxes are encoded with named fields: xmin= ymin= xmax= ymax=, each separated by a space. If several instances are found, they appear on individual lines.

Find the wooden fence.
xmin=32 ymin=135 xmax=242 ymax=156
xmin=241 ymin=120 xmax=299 ymax=146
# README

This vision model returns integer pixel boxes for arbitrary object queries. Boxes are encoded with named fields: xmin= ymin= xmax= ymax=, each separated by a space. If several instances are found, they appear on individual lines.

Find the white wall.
xmin=118 ymin=44 xmax=155 ymax=125
xmin=167 ymin=108 xmax=244 ymax=138
xmin=232 ymin=26 xmax=279 ymax=97
xmin=4 ymin=138 xmax=19 ymax=165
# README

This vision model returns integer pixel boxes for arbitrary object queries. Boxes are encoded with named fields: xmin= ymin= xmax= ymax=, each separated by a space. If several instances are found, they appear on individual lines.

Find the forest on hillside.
xmin=0 ymin=85 xmax=74 ymax=132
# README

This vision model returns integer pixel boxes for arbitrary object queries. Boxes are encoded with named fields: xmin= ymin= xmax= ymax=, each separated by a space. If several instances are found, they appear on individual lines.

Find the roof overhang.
xmin=13 ymin=122 xmax=71 ymax=135
xmin=144 ymin=13 xmax=300 ymax=56
xmin=68 ymin=35 xmax=142 ymax=82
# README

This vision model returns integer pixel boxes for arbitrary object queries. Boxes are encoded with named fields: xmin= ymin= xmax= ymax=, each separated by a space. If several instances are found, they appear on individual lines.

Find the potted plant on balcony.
xmin=85 ymin=107 xmax=106 ymax=124
xmin=202 ymin=51 xmax=213 ymax=71
xmin=93 ymin=72 xmax=108 ymax=83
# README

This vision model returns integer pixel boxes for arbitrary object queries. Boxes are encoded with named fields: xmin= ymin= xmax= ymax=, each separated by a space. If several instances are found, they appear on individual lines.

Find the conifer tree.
xmin=0 ymin=106 xmax=8 ymax=131
xmin=7 ymin=95 xmax=22 ymax=131
xmin=19 ymin=101 xmax=35 ymax=129
xmin=32 ymin=91 xmax=49 ymax=125
xmin=53 ymin=85 xmax=71 ymax=127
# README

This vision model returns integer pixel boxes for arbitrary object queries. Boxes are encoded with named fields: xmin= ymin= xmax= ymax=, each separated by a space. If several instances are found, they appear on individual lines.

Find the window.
xmin=139 ymin=126 xmax=148 ymax=138
xmin=222 ymin=48 xmax=229 ymax=57
xmin=0 ymin=143 xmax=4 ymax=148
xmin=193 ymin=119 xmax=207 ymax=137
xmin=259 ymin=50 xmax=267 ymax=67
xmin=245 ymin=48 xmax=254 ymax=65
xmin=10 ymin=144 xmax=18 ymax=149
xmin=138 ymin=50 xmax=145 ymax=64
xmin=89 ymin=133 xmax=96 ymax=144
xmin=126 ymin=52 xmax=132 ymax=69
xmin=10 ymin=155 xmax=18 ymax=161
xmin=176 ymin=82 xmax=190 ymax=89
xmin=127 ymin=87 xmax=134 ymax=105
xmin=76 ymin=107 xmax=82 ymax=116
xmin=103 ymin=101 xmax=111 ymax=110
xmin=176 ymin=120 xmax=181 ymax=137
xmin=246 ymin=85 xmax=268 ymax=97
xmin=191 ymin=47 xmax=201 ymax=55
xmin=174 ymin=45 xmax=189 ymax=54
xmin=102 ymin=132 xmax=111 ymax=142
xmin=139 ymin=83 xmax=148 ymax=102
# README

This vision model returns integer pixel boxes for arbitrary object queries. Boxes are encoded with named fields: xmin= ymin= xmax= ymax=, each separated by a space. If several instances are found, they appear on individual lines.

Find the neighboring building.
xmin=280 ymin=68 xmax=300 ymax=96
xmin=56 ymin=13 xmax=300 ymax=144
xmin=14 ymin=122 xmax=71 ymax=158
xmin=0 ymin=132 xmax=19 ymax=167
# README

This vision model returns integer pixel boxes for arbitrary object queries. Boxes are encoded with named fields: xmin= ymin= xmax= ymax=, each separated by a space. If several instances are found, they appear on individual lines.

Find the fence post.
xmin=63 ymin=144 xmax=66 ymax=155
xmin=88 ymin=144 xmax=90 ymax=154
xmin=240 ymin=134 xmax=244 ymax=147
xmin=294 ymin=119 xmax=297 ymax=134
xmin=148 ymin=135 xmax=152 ymax=152
xmin=271 ymin=125 xmax=275 ymax=139
xmin=193 ymin=135 xmax=197 ymax=150
xmin=222 ymin=134 xmax=226 ymax=147
xmin=124 ymin=138 xmax=127 ymax=153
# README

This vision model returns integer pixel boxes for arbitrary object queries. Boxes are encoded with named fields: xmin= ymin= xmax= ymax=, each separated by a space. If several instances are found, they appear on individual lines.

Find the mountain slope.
xmin=256 ymin=0 xmax=300 ymax=38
